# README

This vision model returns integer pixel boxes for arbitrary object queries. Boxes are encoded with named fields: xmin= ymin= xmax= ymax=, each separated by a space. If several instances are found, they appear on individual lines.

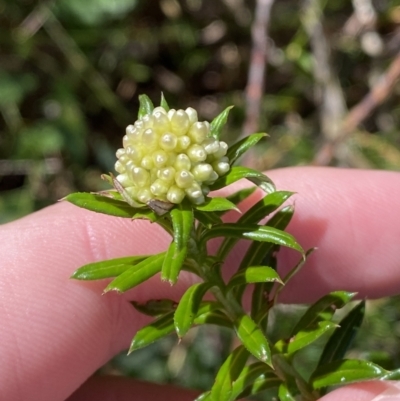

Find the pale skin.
xmin=1 ymin=167 xmax=400 ymax=401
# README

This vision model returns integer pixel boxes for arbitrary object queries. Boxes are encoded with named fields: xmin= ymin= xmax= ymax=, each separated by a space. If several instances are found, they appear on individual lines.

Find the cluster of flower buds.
xmin=114 ymin=107 xmax=230 ymax=205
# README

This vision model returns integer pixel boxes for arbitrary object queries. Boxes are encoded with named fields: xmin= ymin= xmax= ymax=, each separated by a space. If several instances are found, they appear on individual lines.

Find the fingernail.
xmin=372 ymin=382 xmax=400 ymax=400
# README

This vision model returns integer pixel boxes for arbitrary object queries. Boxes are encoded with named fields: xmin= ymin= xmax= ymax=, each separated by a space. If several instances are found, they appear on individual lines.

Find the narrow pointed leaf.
xmin=278 ymin=383 xmax=296 ymax=401
xmin=131 ymin=299 xmax=177 ymax=317
xmin=228 ymin=266 xmax=283 ymax=290
xmin=71 ymin=255 xmax=149 ymax=280
xmin=194 ymin=210 xmax=222 ymax=228
xmin=104 ymin=252 xmax=165 ymax=293
xmin=218 ymin=191 xmax=293 ymax=260
xmin=161 ymin=202 xmax=193 ymax=284
xmin=234 ymin=314 xmax=272 ymax=366
xmin=194 ymin=391 xmax=211 ymax=401
xmin=201 ymin=223 xmax=303 ymax=255
xmin=311 ymin=359 xmax=387 ymax=389
xmin=129 ymin=310 xmax=175 ymax=352
xmin=64 ymin=192 xmax=151 ymax=219
xmin=210 ymin=105 xmax=233 ymax=139
xmin=285 ymin=321 xmax=337 ymax=355
xmin=210 ymin=167 xmax=275 ymax=194
xmin=319 ymin=301 xmax=365 ymax=366
xmin=161 ymin=241 xmax=187 ymax=284
xmin=193 ymin=302 xmax=233 ymax=328
xmin=251 ymin=282 xmax=270 ymax=322
xmin=174 ymin=282 xmax=211 ymax=338
xmin=231 ymin=362 xmax=279 ymax=399
xmin=291 ymin=291 xmax=357 ymax=336
xmin=195 ymin=197 xmax=240 ymax=213
xmin=210 ymin=345 xmax=249 ymax=401
xmin=227 ymin=133 xmax=267 ymax=166
xmin=160 ymin=92 xmax=170 ymax=111
xmin=234 ymin=206 xmax=294 ymax=303
xmin=138 ymin=94 xmax=154 ymax=118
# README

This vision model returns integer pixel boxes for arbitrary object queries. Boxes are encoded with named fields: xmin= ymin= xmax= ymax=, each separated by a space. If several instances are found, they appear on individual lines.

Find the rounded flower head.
xmin=114 ymin=106 xmax=230 ymax=205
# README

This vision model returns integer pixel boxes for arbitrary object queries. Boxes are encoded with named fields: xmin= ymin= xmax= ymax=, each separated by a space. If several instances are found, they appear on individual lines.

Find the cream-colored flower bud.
xmin=141 ymin=114 xmax=154 ymax=129
xmin=115 ymin=160 xmax=126 ymax=174
xmin=116 ymin=148 xmax=125 ymax=158
xmin=158 ymin=166 xmax=176 ymax=182
xmin=134 ymin=120 xmax=144 ymax=130
xmin=116 ymin=174 xmax=131 ymax=187
xmin=175 ymin=153 xmax=191 ymax=171
xmin=205 ymin=171 xmax=219 ymax=184
xmin=188 ymin=122 xmax=209 ymax=144
xmin=153 ymin=106 xmax=167 ymax=115
xmin=125 ymin=124 xmax=135 ymax=135
xmin=170 ymin=109 xmax=190 ymax=136
xmin=125 ymin=186 xmax=139 ymax=198
xmin=126 ymin=145 xmax=142 ymax=163
xmin=176 ymin=136 xmax=191 ymax=152
xmin=187 ymin=144 xmax=207 ymax=162
xmin=203 ymin=137 xmax=220 ymax=154
xmin=185 ymin=182 xmax=204 ymax=204
xmin=160 ymin=132 xmax=178 ymax=151
xmin=213 ymin=157 xmax=230 ymax=176
xmin=185 ymin=107 xmax=198 ymax=124
xmin=192 ymin=163 xmax=213 ymax=182
xmin=130 ymin=167 xmax=150 ymax=187
xmin=140 ymin=155 xmax=154 ymax=170
xmin=167 ymin=185 xmax=185 ymax=204
xmin=175 ymin=169 xmax=194 ymax=188
xmin=152 ymin=150 xmax=168 ymax=168
xmin=152 ymin=110 xmax=170 ymax=133
xmin=150 ymin=178 xmax=169 ymax=196
xmin=142 ymin=129 xmax=158 ymax=150
xmin=213 ymin=141 xmax=228 ymax=159
xmin=137 ymin=188 xmax=152 ymax=203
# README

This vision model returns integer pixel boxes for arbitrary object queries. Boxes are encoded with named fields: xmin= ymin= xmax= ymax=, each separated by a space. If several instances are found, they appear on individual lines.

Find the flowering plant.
xmin=65 ymin=95 xmax=398 ymax=400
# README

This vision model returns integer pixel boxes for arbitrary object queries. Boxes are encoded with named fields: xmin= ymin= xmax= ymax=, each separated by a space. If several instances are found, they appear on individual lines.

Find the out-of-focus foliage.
xmin=1 ymin=0 xmax=400 ymax=397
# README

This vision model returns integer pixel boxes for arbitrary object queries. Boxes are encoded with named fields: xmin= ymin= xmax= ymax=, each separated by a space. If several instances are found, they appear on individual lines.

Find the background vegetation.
xmin=1 ymin=0 xmax=400 ymax=397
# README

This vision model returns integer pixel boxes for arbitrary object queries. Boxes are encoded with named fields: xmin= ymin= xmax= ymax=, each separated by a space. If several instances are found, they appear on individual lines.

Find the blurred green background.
xmin=1 ymin=0 xmax=400 ymax=398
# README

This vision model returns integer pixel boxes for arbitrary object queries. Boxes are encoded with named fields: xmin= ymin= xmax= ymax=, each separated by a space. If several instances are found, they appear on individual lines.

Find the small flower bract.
xmin=114 ymin=104 xmax=230 ymax=205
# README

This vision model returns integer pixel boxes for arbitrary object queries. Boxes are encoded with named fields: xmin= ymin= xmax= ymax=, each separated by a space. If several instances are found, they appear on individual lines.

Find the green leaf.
xmin=129 ymin=310 xmax=175 ymax=353
xmin=71 ymin=255 xmax=149 ymax=280
xmin=278 ymin=383 xmax=296 ymax=401
xmin=228 ymin=266 xmax=283 ymax=290
xmin=291 ymin=291 xmax=357 ymax=336
xmin=174 ymin=282 xmax=211 ymax=338
xmin=195 ymin=197 xmax=240 ymax=213
xmin=201 ymin=223 xmax=303 ymax=255
xmin=161 ymin=202 xmax=193 ymax=284
xmin=284 ymin=321 xmax=337 ymax=355
xmin=224 ymin=187 xmax=257 ymax=208
xmin=161 ymin=241 xmax=187 ymax=285
xmin=194 ymin=210 xmax=222 ymax=228
xmin=210 ymin=345 xmax=249 ymax=401
xmin=210 ymin=105 xmax=234 ymax=140
xmin=310 ymin=359 xmax=387 ymax=389
xmin=194 ymin=308 xmax=233 ymax=329
xmin=319 ymin=301 xmax=365 ymax=366
xmin=138 ymin=94 xmax=154 ymax=118
xmin=160 ymin=92 xmax=170 ymax=111
xmin=210 ymin=166 xmax=275 ymax=194
xmin=234 ymin=206 xmax=294 ymax=303
xmin=131 ymin=299 xmax=177 ymax=317
xmin=64 ymin=192 xmax=151 ymax=219
xmin=231 ymin=362 xmax=279 ymax=399
xmin=194 ymin=391 xmax=211 ymax=401
xmin=234 ymin=314 xmax=272 ymax=366
xmin=218 ymin=191 xmax=293 ymax=260
xmin=227 ymin=133 xmax=267 ymax=166
xmin=104 ymin=252 xmax=165 ymax=293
